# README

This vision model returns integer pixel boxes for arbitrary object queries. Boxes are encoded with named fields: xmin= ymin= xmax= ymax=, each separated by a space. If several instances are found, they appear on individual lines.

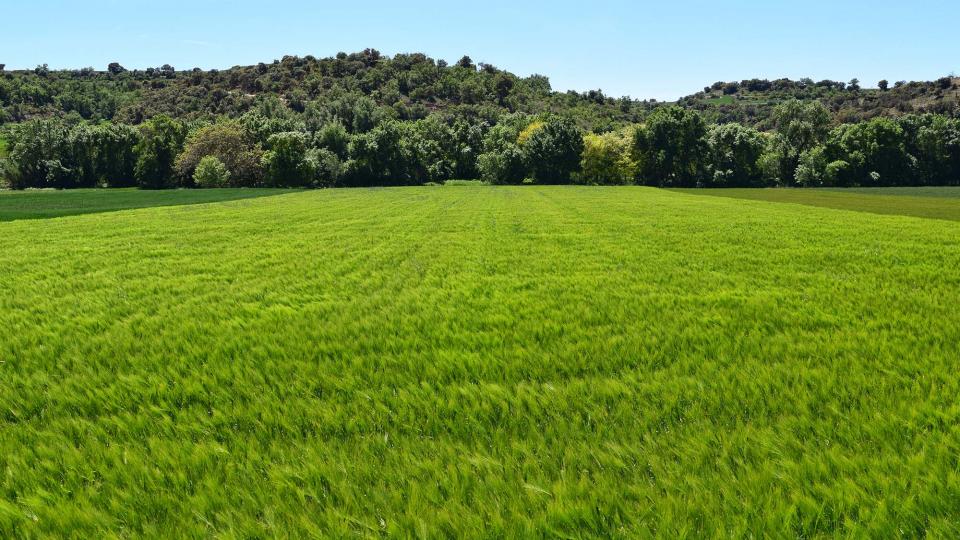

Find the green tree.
xmin=193 ymin=156 xmax=231 ymax=188
xmin=135 ymin=115 xmax=187 ymax=189
xmin=342 ymin=121 xmax=411 ymax=186
xmin=261 ymin=132 xmax=315 ymax=187
xmin=823 ymin=117 xmax=912 ymax=186
xmin=768 ymin=100 xmax=832 ymax=184
xmin=705 ymin=123 xmax=767 ymax=187
xmin=315 ymin=120 xmax=351 ymax=159
xmin=6 ymin=119 xmax=72 ymax=189
xmin=632 ymin=106 xmax=708 ymax=187
xmin=476 ymin=116 xmax=529 ymax=184
xmin=522 ymin=117 xmax=583 ymax=184
xmin=175 ymin=122 xmax=263 ymax=187
xmin=578 ymin=131 xmax=634 ymax=185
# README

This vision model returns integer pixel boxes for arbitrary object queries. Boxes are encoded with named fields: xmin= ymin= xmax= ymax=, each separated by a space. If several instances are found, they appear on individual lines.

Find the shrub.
xmin=193 ymin=156 xmax=231 ymax=188
xmin=175 ymin=122 xmax=263 ymax=187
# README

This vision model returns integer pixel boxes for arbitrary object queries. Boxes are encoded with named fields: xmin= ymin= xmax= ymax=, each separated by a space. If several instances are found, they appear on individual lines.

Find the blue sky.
xmin=3 ymin=0 xmax=958 ymax=100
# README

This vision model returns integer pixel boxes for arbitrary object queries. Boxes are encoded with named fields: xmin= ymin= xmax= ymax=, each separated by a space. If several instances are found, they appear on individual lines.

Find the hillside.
xmin=680 ymin=76 xmax=960 ymax=128
xmin=0 ymin=50 xmax=650 ymax=131
xmin=2 ymin=51 xmax=957 ymax=132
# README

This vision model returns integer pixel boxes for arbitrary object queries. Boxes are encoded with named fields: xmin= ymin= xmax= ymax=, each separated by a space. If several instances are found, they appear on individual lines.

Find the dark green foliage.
xmin=632 ymin=106 xmax=708 ymax=187
xmin=821 ymin=118 xmax=912 ymax=186
xmin=705 ymin=123 xmax=766 ymax=187
xmin=2 ymin=53 xmax=958 ymax=190
xmin=6 ymin=119 xmax=72 ymax=188
xmin=476 ymin=115 xmax=529 ymax=184
xmin=134 ymin=115 xmax=187 ymax=189
xmin=767 ymin=100 xmax=832 ymax=185
xmin=174 ymin=122 xmax=264 ymax=187
xmin=0 ymin=50 xmax=642 ymax=130
xmin=522 ymin=117 xmax=583 ymax=184
xmin=342 ymin=121 xmax=410 ymax=186
xmin=262 ymin=132 xmax=315 ymax=187
xmin=5 ymin=119 xmax=140 ymax=188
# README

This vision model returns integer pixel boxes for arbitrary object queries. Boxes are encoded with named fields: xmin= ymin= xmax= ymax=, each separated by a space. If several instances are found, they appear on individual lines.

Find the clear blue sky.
xmin=3 ymin=0 xmax=958 ymax=100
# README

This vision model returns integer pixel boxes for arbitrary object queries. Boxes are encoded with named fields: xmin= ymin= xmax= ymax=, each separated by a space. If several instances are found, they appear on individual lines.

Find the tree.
xmin=315 ymin=120 xmax=351 ymax=159
xmin=93 ymin=123 xmax=140 ymax=187
xmin=578 ymin=131 xmax=634 ymax=185
xmin=908 ymin=115 xmax=960 ymax=185
xmin=351 ymin=96 xmax=378 ymax=133
xmin=878 ymin=79 xmax=889 ymax=91
xmin=108 ymin=63 xmax=127 ymax=75
xmin=522 ymin=117 xmax=584 ymax=184
xmin=476 ymin=115 xmax=529 ymax=184
xmin=493 ymin=73 xmax=515 ymax=106
xmin=768 ymin=100 xmax=832 ymax=184
xmin=261 ymin=131 xmax=315 ymax=187
xmin=705 ymin=123 xmax=766 ymax=187
xmin=848 ymin=78 xmax=861 ymax=91
xmin=5 ymin=119 xmax=72 ymax=188
xmin=632 ymin=106 xmax=708 ymax=187
xmin=175 ymin=122 xmax=263 ymax=186
xmin=822 ymin=117 xmax=911 ymax=186
xmin=457 ymin=56 xmax=475 ymax=69
xmin=134 ymin=115 xmax=187 ymax=189
xmin=342 ymin=121 xmax=411 ymax=186
xmin=193 ymin=156 xmax=231 ymax=187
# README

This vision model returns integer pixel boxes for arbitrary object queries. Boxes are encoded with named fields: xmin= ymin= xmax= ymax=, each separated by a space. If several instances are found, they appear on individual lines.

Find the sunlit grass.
xmin=2 ymin=186 xmax=959 ymax=537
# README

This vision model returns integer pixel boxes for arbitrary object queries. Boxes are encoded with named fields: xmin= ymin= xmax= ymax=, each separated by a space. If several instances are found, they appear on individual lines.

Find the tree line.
xmin=2 ymin=100 xmax=958 ymax=189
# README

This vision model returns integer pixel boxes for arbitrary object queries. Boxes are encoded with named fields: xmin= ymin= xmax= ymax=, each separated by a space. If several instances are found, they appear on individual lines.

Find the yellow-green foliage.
xmin=516 ymin=120 xmax=545 ymax=146
xmin=578 ymin=130 xmax=636 ymax=184
xmin=2 ymin=187 xmax=960 ymax=537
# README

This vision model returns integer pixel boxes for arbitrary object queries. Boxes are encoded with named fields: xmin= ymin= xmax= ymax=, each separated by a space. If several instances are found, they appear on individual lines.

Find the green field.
xmin=822 ymin=186 xmax=960 ymax=199
xmin=2 ymin=186 xmax=960 ymax=537
xmin=678 ymin=186 xmax=960 ymax=221
xmin=0 ymin=188 xmax=296 ymax=221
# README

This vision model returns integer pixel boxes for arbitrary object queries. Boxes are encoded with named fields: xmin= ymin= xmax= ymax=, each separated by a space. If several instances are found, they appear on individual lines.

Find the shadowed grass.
xmin=822 ymin=186 xmax=960 ymax=198
xmin=1 ymin=186 xmax=960 ymax=537
xmin=675 ymin=186 xmax=960 ymax=221
xmin=0 ymin=188 xmax=298 ymax=221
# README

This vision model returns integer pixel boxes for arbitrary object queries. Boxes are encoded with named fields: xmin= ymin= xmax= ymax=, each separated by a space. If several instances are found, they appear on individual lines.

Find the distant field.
xmin=2 ymin=186 xmax=960 ymax=537
xmin=677 ymin=186 xmax=960 ymax=221
xmin=822 ymin=186 xmax=960 ymax=198
xmin=0 ymin=188 xmax=296 ymax=221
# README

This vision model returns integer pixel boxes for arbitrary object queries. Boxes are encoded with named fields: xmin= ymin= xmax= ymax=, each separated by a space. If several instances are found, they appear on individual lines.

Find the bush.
xmin=193 ymin=156 xmax=231 ymax=188
xmin=175 ymin=122 xmax=263 ymax=187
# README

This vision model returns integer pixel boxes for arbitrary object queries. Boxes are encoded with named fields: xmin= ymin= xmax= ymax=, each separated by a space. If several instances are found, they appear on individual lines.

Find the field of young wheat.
xmin=2 ymin=186 xmax=959 ymax=537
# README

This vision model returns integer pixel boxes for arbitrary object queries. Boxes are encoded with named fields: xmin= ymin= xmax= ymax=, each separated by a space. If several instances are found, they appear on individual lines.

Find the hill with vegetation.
xmin=0 ymin=50 xmax=648 ymax=131
xmin=681 ymin=76 xmax=960 ymax=128
xmin=2 ymin=51 xmax=957 ymax=131
xmin=1 ymin=51 xmax=958 ymax=191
